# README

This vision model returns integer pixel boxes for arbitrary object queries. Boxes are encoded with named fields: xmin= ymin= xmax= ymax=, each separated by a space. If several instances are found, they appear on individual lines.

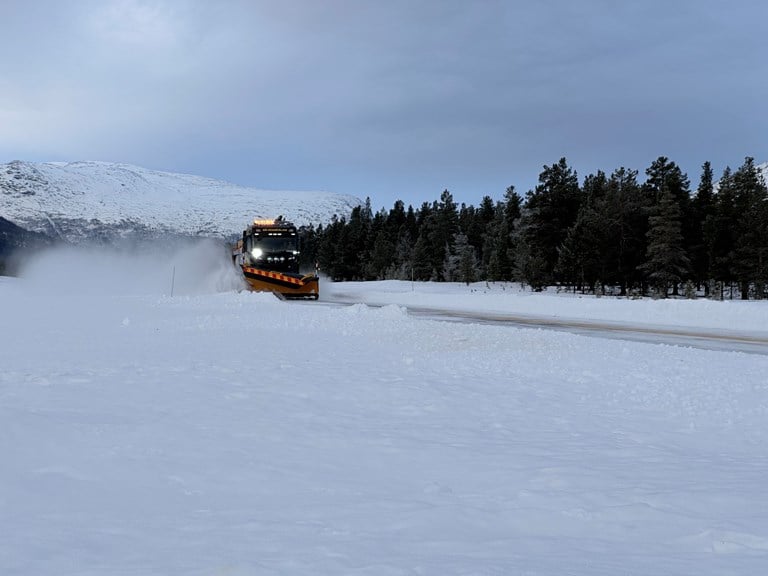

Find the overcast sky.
xmin=2 ymin=0 xmax=767 ymax=209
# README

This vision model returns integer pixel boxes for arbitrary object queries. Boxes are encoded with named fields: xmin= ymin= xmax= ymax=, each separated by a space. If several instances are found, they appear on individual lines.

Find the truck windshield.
xmin=255 ymin=236 xmax=298 ymax=252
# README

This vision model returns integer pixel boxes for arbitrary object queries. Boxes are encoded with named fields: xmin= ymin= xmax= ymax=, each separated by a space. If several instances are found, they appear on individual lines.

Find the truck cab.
xmin=242 ymin=217 xmax=300 ymax=273
xmin=233 ymin=217 xmax=319 ymax=299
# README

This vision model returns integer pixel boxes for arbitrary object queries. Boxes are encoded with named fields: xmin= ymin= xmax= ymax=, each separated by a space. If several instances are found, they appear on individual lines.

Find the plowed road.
xmin=319 ymin=298 xmax=768 ymax=355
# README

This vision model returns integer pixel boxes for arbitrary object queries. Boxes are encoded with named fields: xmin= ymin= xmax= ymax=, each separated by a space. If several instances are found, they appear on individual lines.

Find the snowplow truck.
xmin=233 ymin=217 xmax=319 ymax=299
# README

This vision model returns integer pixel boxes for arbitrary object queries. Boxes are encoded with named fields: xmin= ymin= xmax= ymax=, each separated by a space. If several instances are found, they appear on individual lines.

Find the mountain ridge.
xmin=0 ymin=160 xmax=361 ymax=243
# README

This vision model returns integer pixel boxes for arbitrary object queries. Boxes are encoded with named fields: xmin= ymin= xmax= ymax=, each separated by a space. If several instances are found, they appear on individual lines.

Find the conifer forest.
xmin=300 ymin=156 xmax=768 ymax=300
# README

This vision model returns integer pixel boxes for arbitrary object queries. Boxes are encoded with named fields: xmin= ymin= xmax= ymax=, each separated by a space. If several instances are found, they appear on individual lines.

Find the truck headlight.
xmin=251 ymin=248 xmax=263 ymax=259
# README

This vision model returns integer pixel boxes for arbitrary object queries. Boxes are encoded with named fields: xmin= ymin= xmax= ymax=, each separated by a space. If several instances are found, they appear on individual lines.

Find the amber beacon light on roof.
xmin=232 ymin=217 xmax=319 ymax=299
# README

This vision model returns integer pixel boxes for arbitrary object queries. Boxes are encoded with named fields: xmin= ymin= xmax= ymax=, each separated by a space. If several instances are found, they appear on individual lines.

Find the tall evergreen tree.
xmin=517 ymin=158 xmax=581 ymax=288
xmin=405 ymin=204 xmax=418 ymax=241
xmin=318 ymin=216 xmax=345 ymax=280
xmin=430 ymin=189 xmax=459 ymax=280
xmin=604 ymin=167 xmax=648 ymax=295
xmin=644 ymin=157 xmax=690 ymax=211
xmin=643 ymin=157 xmax=691 ymax=294
xmin=639 ymin=187 xmax=691 ymax=297
xmin=457 ymin=236 xmax=479 ymax=285
xmin=442 ymin=233 xmax=479 ymax=284
xmin=730 ymin=157 xmax=768 ymax=298
xmin=478 ymin=195 xmax=496 ymax=223
xmin=391 ymin=226 xmax=414 ymax=279
xmin=706 ymin=166 xmax=737 ymax=288
xmin=334 ymin=205 xmax=370 ymax=280
xmin=366 ymin=228 xmax=395 ymax=280
xmin=503 ymin=187 xmax=523 ymax=279
xmin=387 ymin=200 xmax=407 ymax=239
xmin=691 ymin=161 xmax=716 ymax=291
xmin=503 ymin=185 xmax=523 ymax=225
xmin=412 ymin=232 xmax=434 ymax=280
xmin=486 ymin=215 xmax=512 ymax=281
xmin=556 ymin=171 xmax=610 ymax=292
xmin=460 ymin=199 xmax=492 ymax=266
xmin=298 ymin=224 xmax=320 ymax=272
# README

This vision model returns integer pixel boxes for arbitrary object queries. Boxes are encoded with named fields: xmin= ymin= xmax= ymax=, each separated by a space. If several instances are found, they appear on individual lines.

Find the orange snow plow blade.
xmin=241 ymin=266 xmax=319 ymax=299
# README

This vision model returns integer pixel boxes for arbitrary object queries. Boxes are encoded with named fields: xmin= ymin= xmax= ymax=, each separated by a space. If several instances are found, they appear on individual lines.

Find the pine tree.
xmin=431 ymin=190 xmax=459 ymax=280
xmin=387 ymin=200 xmax=407 ymax=239
xmin=390 ymin=226 xmax=414 ymax=279
xmin=298 ymin=224 xmax=320 ymax=272
xmin=644 ymin=157 xmax=691 ymax=206
xmin=412 ymin=232 xmax=433 ymax=280
xmin=503 ymin=186 xmax=522 ymax=225
xmin=444 ymin=233 xmax=479 ymax=284
xmin=556 ymin=171 xmax=609 ymax=292
xmin=512 ymin=216 xmax=548 ymax=291
xmin=318 ymin=216 xmax=345 ymax=280
xmin=478 ymin=196 xmax=512 ymax=280
xmin=486 ymin=218 xmax=512 ymax=281
xmin=487 ymin=249 xmax=501 ymax=281
xmin=366 ymin=228 xmax=395 ymax=280
xmin=706 ymin=166 xmax=737 ymax=286
xmin=458 ymin=243 xmax=478 ymax=285
xmin=639 ymin=187 xmax=691 ymax=297
xmin=478 ymin=195 xmax=496 ymax=223
xmin=405 ymin=204 xmax=418 ymax=241
xmin=336 ymin=206 xmax=368 ymax=280
xmin=730 ymin=157 xmax=768 ymax=298
xmin=643 ymin=157 xmax=692 ymax=295
xmin=517 ymin=158 xmax=581 ymax=288
xmin=460 ymin=200 xmax=490 ymax=267
xmin=691 ymin=161 xmax=716 ymax=292
xmin=603 ymin=167 xmax=647 ymax=295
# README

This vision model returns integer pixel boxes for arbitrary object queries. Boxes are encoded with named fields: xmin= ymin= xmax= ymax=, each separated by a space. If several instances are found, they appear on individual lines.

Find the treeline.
xmin=299 ymin=156 xmax=768 ymax=299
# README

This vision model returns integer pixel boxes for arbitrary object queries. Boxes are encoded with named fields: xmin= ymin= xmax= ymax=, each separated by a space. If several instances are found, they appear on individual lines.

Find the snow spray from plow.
xmin=18 ymin=239 xmax=245 ymax=298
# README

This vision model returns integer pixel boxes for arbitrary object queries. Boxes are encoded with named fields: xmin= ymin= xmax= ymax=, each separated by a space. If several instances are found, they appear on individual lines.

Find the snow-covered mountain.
xmin=0 ymin=160 xmax=361 ymax=242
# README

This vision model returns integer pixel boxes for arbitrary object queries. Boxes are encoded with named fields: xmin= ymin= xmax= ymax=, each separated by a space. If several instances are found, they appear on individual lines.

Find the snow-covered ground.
xmin=2 ymin=245 xmax=768 ymax=575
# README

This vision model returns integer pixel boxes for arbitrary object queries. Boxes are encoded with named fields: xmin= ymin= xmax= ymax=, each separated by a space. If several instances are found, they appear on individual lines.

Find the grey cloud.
xmin=1 ymin=0 xmax=767 ymax=208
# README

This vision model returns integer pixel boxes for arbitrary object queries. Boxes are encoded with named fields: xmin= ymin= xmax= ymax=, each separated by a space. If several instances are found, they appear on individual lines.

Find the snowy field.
xmin=2 ymin=244 xmax=768 ymax=575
